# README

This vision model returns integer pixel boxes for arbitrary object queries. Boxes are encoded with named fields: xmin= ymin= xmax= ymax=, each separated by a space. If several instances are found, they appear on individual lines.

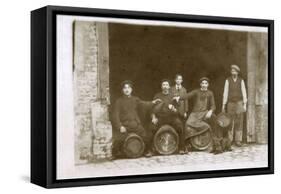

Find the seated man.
xmin=175 ymin=77 xmax=223 ymax=154
xmin=148 ymin=79 xmax=187 ymax=155
xmin=112 ymin=80 xmax=161 ymax=159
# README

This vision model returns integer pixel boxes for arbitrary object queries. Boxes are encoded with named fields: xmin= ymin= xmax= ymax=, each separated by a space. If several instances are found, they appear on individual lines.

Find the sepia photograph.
xmin=56 ymin=13 xmax=270 ymax=180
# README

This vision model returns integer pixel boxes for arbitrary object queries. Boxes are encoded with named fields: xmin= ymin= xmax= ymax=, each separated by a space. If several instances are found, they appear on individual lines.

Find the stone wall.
xmin=73 ymin=21 xmax=111 ymax=164
xmin=72 ymin=22 xmax=268 ymax=165
xmin=247 ymin=32 xmax=268 ymax=144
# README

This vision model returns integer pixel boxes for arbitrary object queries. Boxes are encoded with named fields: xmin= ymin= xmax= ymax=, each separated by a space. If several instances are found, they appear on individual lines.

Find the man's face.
xmin=122 ymin=84 xmax=132 ymax=96
xmin=175 ymin=75 xmax=183 ymax=85
xmin=231 ymin=69 xmax=239 ymax=76
xmin=161 ymin=81 xmax=170 ymax=93
xmin=200 ymin=80 xmax=209 ymax=91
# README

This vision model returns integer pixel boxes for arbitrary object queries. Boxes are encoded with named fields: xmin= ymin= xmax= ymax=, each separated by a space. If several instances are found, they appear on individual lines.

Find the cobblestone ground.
xmin=75 ymin=144 xmax=268 ymax=178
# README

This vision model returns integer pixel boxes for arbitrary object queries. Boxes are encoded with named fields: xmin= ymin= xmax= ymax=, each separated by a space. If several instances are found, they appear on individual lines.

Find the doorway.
xmin=108 ymin=23 xmax=248 ymax=113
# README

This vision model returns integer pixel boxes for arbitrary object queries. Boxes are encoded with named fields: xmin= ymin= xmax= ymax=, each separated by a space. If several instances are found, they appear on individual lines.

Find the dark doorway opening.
xmin=108 ymin=23 xmax=248 ymax=115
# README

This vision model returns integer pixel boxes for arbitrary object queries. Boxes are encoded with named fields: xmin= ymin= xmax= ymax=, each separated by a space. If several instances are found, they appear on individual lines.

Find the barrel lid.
xmin=123 ymin=133 xmax=145 ymax=158
xmin=153 ymin=125 xmax=179 ymax=155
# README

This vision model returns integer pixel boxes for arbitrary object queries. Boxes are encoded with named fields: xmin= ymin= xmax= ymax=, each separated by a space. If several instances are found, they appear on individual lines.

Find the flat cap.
xmin=199 ymin=77 xmax=210 ymax=83
xmin=217 ymin=112 xmax=231 ymax=128
xmin=231 ymin=64 xmax=240 ymax=72
xmin=121 ymin=80 xmax=133 ymax=88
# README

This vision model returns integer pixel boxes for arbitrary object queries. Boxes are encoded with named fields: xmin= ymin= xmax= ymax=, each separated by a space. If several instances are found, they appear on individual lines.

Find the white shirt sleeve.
xmin=241 ymin=79 xmax=247 ymax=104
xmin=223 ymin=79 xmax=229 ymax=105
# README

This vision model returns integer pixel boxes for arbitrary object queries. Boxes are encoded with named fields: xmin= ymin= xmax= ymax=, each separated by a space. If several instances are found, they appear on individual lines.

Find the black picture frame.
xmin=31 ymin=5 xmax=274 ymax=188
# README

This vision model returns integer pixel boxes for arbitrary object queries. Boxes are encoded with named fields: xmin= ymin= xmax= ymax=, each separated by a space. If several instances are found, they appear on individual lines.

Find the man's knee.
xmin=173 ymin=118 xmax=183 ymax=131
xmin=173 ymin=117 xmax=183 ymax=125
xmin=149 ymin=123 xmax=158 ymax=134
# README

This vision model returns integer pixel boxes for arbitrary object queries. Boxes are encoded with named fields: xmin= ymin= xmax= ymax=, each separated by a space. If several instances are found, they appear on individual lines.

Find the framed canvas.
xmin=31 ymin=5 xmax=274 ymax=188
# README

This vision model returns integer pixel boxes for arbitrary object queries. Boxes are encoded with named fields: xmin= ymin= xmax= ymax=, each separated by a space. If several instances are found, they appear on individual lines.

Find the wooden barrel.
xmin=153 ymin=125 xmax=179 ymax=155
xmin=123 ymin=133 xmax=145 ymax=158
xmin=190 ymin=130 xmax=212 ymax=151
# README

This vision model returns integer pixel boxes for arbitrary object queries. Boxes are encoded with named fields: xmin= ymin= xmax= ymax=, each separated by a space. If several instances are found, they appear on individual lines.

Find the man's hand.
xmin=168 ymin=104 xmax=177 ymax=112
xmin=222 ymin=104 xmax=226 ymax=113
xmin=151 ymin=115 xmax=158 ymax=125
xmin=152 ymin=98 xmax=162 ymax=104
xmin=168 ymin=104 xmax=174 ymax=110
xmin=184 ymin=112 xmax=188 ymax=118
xmin=173 ymin=96 xmax=180 ymax=102
xmin=120 ymin=126 xmax=127 ymax=133
xmin=205 ymin=110 xmax=213 ymax=119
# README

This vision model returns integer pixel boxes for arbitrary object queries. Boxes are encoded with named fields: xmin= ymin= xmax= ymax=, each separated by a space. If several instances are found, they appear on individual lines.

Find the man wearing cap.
xmin=170 ymin=74 xmax=189 ymax=119
xmin=112 ymin=80 xmax=161 ymax=159
xmin=222 ymin=64 xmax=247 ymax=147
xmin=149 ymin=79 xmax=187 ymax=154
xmin=175 ymin=77 xmax=223 ymax=154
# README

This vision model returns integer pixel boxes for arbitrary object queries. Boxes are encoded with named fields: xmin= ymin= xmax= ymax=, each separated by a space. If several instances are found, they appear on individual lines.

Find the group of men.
xmin=111 ymin=64 xmax=247 ymax=159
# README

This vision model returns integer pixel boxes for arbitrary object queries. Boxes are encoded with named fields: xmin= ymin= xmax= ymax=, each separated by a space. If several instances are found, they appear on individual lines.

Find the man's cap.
xmin=121 ymin=80 xmax=133 ymax=88
xmin=231 ymin=64 xmax=240 ymax=72
xmin=217 ymin=112 xmax=231 ymax=128
xmin=199 ymin=77 xmax=210 ymax=83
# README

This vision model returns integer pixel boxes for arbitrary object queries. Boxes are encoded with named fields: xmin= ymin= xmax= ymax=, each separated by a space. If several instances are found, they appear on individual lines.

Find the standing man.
xmin=170 ymin=74 xmax=189 ymax=119
xmin=222 ymin=65 xmax=247 ymax=147
xmin=112 ymin=80 xmax=161 ymax=159
xmin=175 ymin=77 xmax=222 ymax=154
xmin=149 ymin=79 xmax=187 ymax=154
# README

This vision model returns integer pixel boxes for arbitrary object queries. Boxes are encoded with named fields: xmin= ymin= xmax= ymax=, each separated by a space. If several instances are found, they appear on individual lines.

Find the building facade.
xmin=73 ymin=21 xmax=268 ymax=164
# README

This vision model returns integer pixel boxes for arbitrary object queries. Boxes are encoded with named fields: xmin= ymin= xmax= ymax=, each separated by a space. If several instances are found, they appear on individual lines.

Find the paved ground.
xmin=74 ymin=144 xmax=268 ymax=179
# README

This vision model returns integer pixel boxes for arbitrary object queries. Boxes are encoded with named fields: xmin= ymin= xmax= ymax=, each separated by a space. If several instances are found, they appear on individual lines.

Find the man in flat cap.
xmin=112 ymin=80 xmax=161 ymax=159
xmin=149 ymin=79 xmax=187 ymax=154
xmin=174 ymin=77 xmax=223 ymax=154
xmin=170 ymin=74 xmax=189 ymax=119
xmin=222 ymin=65 xmax=247 ymax=147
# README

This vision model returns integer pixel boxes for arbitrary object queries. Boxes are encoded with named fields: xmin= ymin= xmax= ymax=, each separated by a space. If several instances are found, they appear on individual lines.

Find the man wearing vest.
xmin=222 ymin=65 xmax=247 ymax=147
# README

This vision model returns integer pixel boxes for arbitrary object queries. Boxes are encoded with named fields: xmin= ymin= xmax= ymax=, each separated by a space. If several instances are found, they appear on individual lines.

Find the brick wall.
xmin=72 ymin=22 xmax=268 ymax=165
xmin=73 ymin=21 xmax=111 ymax=164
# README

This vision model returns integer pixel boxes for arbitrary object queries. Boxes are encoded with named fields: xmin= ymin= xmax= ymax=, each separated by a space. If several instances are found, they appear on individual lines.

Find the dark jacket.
xmin=170 ymin=85 xmax=189 ymax=116
xmin=152 ymin=92 xmax=178 ymax=118
xmin=112 ymin=95 xmax=152 ymax=130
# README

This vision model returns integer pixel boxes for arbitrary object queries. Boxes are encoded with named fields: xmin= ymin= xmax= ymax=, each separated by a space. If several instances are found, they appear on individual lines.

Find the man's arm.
xmin=137 ymin=96 xmax=161 ymax=107
xmin=136 ymin=97 xmax=153 ymax=110
xmin=151 ymin=97 xmax=164 ymax=115
xmin=241 ymin=79 xmax=247 ymax=104
xmin=241 ymin=79 xmax=247 ymax=111
xmin=205 ymin=91 xmax=216 ymax=118
xmin=210 ymin=91 xmax=216 ymax=112
xmin=222 ymin=79 xmax=229 ymax=112
xmin=136 ymin=97 xmax=161 ymax=121
xmin=182 ymin=88 xmax=189 ymax=114
xmin=175 ymin=89 xmax=196 ymax=101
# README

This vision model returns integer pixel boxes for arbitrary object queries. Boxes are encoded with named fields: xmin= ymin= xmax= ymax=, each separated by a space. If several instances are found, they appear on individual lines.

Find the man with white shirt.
xmin=222 ymin=65 xmax=247 ymax=147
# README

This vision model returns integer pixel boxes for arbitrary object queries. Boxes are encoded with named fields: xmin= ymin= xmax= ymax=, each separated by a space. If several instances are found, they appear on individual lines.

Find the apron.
xmin=184 ymin=110 xmax=210 ymax=139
